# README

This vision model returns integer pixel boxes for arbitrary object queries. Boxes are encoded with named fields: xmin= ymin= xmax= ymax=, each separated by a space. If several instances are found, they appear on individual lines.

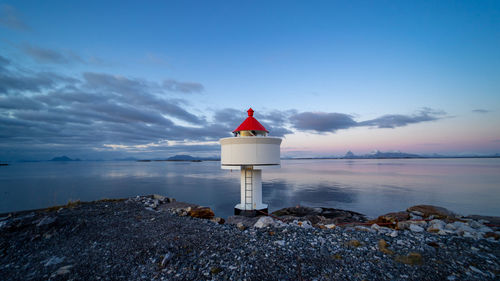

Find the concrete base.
xmin=234 ymin=207 xmax=268 ymax=217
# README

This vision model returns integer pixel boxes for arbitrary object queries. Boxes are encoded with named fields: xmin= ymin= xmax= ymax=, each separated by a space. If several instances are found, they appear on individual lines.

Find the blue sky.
xmin=1 ymin=1 xmax=499 ymax=160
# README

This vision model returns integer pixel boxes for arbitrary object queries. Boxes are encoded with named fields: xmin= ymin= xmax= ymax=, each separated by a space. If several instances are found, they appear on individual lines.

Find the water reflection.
xmin=1 ymin=159 xmax=499 ymax=218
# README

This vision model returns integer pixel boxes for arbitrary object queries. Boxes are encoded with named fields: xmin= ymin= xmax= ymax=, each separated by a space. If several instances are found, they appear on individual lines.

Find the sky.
xmin=0 ymin=0 xmax=499 ymax=160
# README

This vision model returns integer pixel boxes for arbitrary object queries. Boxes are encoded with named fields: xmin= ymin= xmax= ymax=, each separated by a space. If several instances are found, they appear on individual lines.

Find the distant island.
xmin=10 ymin=151 xmax=497 ymax=163
xmin=285 ymin=150 xmax=500 ymax=160
xmin=343 ymin=150 xmax=420 ymax=159
xmin=50 ymin=156 xmax=81 ymax=162
xmin=137 ymin=155 xmax=213 ymax=162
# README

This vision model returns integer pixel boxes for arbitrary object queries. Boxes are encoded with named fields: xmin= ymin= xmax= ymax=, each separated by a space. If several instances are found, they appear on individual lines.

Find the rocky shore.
xmin=1 ymin=195 xmax=499 ymax=280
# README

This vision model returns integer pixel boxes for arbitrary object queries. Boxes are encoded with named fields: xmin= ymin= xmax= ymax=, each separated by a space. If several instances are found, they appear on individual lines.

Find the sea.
xmin=1 ymin=158 xmax=499 ymax=219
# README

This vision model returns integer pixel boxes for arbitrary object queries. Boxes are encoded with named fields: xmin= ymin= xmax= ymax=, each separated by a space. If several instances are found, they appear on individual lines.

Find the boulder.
xmin=210 ymin=217 xmax=225 ymax=224
xmin=397 ymin=221 xmax=411 ymax=230
xmin=254 ymin=216 xmax=276 ymax=228
xmin=407 ymin=205 xmax=455 ymax=220
xmin=152 ymin=194 xmax=167 ymax=202
xmin=427 ymin=219 xmax=446 ymax=233
xmin=372 ymin=212 xmax=410 ymax=229
xmin=271 ymin=206 xmax=366 ymax=225
xmin=187 ymin=207 xmax=215 ymax=219
xmin=409 ymin=224 xmax=424 ymax=232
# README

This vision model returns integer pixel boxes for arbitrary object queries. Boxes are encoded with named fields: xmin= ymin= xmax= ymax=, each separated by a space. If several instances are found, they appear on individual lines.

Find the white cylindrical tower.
xmin=220 ymin=108 xmax=281 ymax=216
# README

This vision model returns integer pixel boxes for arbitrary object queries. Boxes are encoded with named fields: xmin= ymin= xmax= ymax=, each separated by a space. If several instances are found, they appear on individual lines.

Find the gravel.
xmin=1 ymin=196 xmax=499 ymax=280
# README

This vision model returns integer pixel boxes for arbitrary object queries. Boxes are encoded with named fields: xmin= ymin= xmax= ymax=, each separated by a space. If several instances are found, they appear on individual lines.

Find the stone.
xmin=348 ymin=239 xmax=361 ymax=247
xmin=396 ymin=221 xmax=411 ymax=230
xmin=210 ymin=267 xmax=222 ymax=274
xmin=468 ymin=220 xmax=482 ymax=229
xmin=37 ymin=217 xmax=56 ymax=227
xmin=395 ymin=252 xmax=423 ymax=265
xmin=325 ymin=224 xmax=336 ymax=229
xmin=274 ymin=240 xmax=285 ymax=246
xmin=410 ymin=213 xmax=423 ymax=220
xmin=469 ymin=266 xmax=484 ymax=275
xmin=378 ymin=239 xmax=394 ymax=255
xmin=161 ymin=252 xmax=172 ymax=267
xmin=51 ymin=265 xmax=73 ymax=277
xmin=389 ymin=230 xmax=398 ymax=237
xmin=373 ymin=212 xmax=409 ymax=228
xmin=453 ymin=222 xmax=477 ymax=236
xmin=43 ymin=256 xmax=65 ymax=267
xmin=354 ymin=226 xmax=373 ymax=232
xmin=187 ymin=207 xmax=214 ymax=219
xmin=297 ymin=220 xmax=313 ymax=229
xmin=484 ymin=232 xmax=500 ymax=240
xmin=272 ymin=206 xmax=367 ymax=225
xmin=407 ymin=205 xmax=455 ymax=219
xmin=210 ymin=217 xmax=225 ymax=224
xmin=427 ymin=219 xmax=446 ymax=233
xmin=477 ymin=226 xmax=493 ymax=233
xmin=409 ymin=224 xmax=424 ymax=232
xmin=254 ymin=216 xmax=276 ymax=228
xmin=236 ymin=222 xmax=246 ymax=231
xmin=410 ymin=220 xmax=428 ymax=227
xmin=409 ymin=210 xmax=424 ymax=217
xmin=152 ymin=194 xmax=166 ymax=202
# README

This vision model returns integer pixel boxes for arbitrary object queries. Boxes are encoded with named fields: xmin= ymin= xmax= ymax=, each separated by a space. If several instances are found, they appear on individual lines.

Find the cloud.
xmin=82 ymin=72 xmax=204 ymax=124
xmin=0 ymin=4 xmax=29 ymax=31
xmin=163 ymin=79 xmax=204 ymax=93
xmin=289 ymin=108 xmax=446 ymax=133
xmin=21 ymin=44 xmax=83 ymax=64
xmin=0 ymin=60 xmax=270 ymax=160
xmin=290 ymin=112 xmax=357 ymax=132
xmin=472 ymin=109 xmax=490 ymax=114
xmin=0 ymin=56 xmax=77 ymax=94
xmin=358 ymin=108 xmax=446 ymax=129
xmin=0 ymin=55 xmax=449 ymax=160
xmin=19 ymin=44 xmax=109 ymax=66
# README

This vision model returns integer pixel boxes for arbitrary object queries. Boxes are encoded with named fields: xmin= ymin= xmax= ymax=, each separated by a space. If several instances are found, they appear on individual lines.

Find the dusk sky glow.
xmin=1 ymin=1 xmax=499 ymax=160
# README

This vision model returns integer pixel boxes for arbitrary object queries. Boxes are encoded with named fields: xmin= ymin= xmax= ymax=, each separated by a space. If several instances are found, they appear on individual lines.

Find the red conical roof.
xmin=232 ymin=108 xmax=269 ymax=133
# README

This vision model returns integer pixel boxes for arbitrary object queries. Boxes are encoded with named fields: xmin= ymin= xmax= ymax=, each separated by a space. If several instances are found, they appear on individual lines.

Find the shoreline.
xmin=1 ymin=195 xmax=499 ymax=280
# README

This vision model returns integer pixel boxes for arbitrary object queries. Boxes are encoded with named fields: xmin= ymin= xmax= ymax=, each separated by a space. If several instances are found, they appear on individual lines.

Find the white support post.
xmin=235 ymin=166 xmax=267 ymax=212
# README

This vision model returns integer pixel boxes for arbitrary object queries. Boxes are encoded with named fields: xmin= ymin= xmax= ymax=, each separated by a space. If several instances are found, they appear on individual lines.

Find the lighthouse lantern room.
xmin=220 ymin=108 xmax=282 ymax=216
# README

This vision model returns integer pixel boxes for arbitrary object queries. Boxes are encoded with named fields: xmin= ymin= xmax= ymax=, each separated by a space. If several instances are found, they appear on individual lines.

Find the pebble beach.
xmin=1 ymin=195 xmax=499 ymax=280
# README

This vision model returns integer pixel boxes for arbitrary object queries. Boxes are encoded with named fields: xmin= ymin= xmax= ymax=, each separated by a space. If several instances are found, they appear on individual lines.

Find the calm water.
xmin=1 ymin=159 xmax=499 ymax=218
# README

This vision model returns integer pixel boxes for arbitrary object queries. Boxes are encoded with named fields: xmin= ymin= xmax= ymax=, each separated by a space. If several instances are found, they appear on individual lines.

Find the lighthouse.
xmin=220 ymin=108 xmax=282 ymax=216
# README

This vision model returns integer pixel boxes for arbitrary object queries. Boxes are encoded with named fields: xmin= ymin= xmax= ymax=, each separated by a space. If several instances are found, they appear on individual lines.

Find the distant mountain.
xmin=167 ymin=155 xmax=198 ymax=161
xmin=50 ymin=156 xmax=81 ymax=162
xmin=343 ymin=150 xmax=420 ymax=159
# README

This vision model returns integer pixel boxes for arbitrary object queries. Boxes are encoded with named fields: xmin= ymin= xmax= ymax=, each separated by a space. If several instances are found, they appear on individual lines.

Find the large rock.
xmin=427 ymin=219 xmax=446 ymax=233
xmin=372 ymin=212 xmax=410 ymax=228
xmin=409 ymin=224 xmax=424 ymax=232
xmin=187 ymin=207 xmax=214 ymax=219
xmin=406 ymin=205 xmax=455 ymax=220
xmin=271 ymin=205 xmax=366 ymax=226
xmin=254 ymin=216 xmax=276 ymax=228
